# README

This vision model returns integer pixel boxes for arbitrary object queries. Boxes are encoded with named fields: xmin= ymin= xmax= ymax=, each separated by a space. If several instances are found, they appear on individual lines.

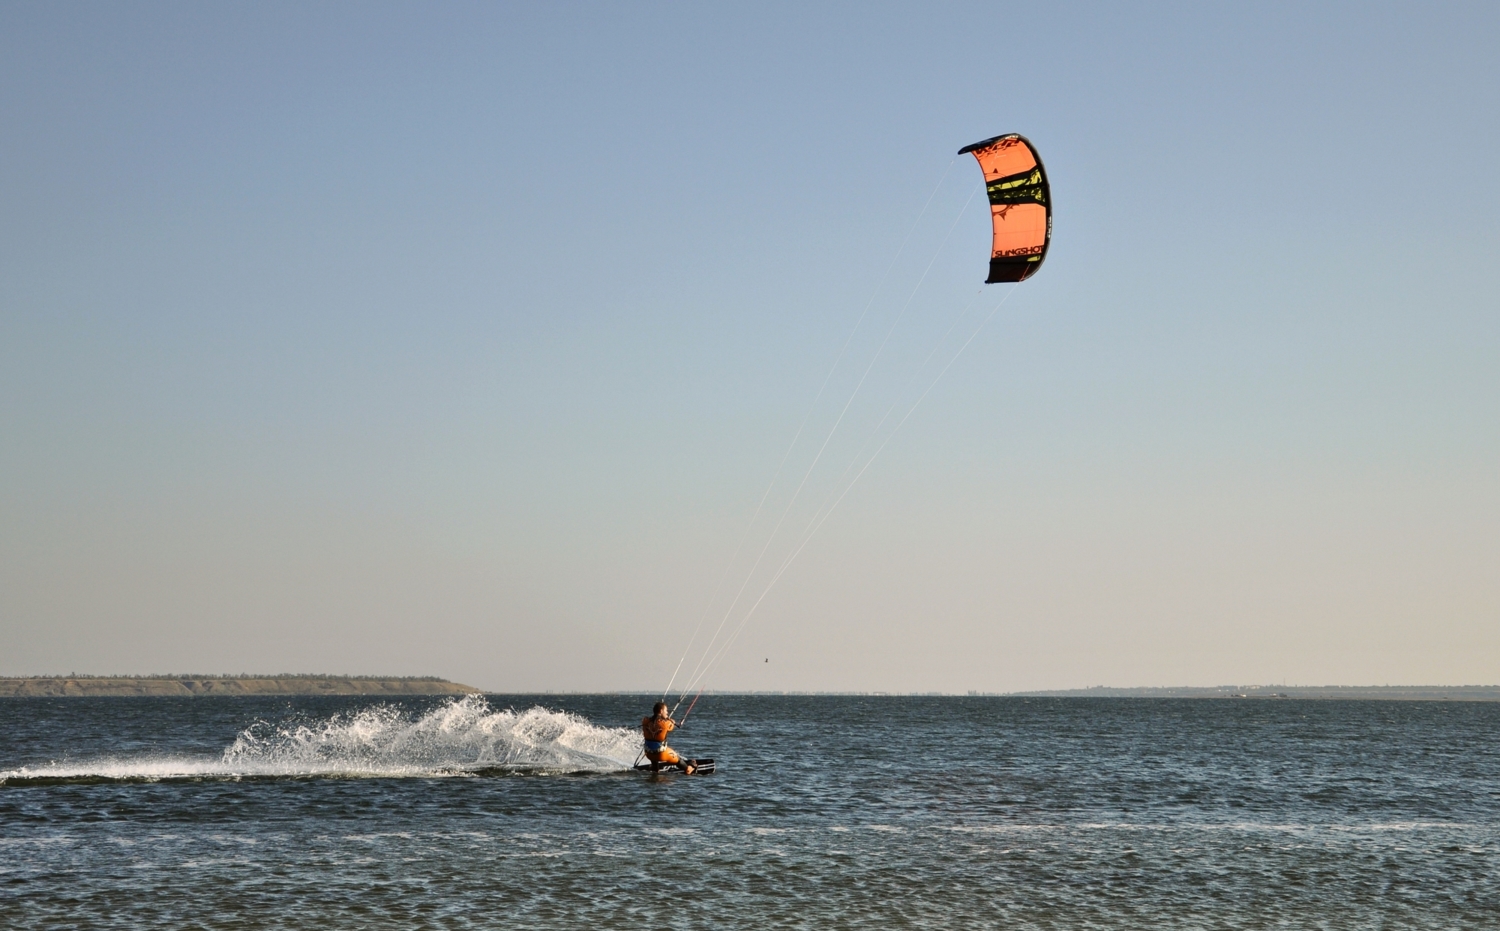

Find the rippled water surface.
xmin=3 ymin=694 xmax=1498 ymax=928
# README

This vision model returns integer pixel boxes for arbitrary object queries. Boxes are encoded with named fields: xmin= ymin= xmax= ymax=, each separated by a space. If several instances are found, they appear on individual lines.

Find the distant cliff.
xmin=0 ymin=676 xmax=481 ymax=698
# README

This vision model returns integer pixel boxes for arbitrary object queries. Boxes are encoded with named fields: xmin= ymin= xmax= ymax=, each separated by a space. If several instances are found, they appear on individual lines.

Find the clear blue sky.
xmin=3 ymin=2 xmax=1496 ymax=691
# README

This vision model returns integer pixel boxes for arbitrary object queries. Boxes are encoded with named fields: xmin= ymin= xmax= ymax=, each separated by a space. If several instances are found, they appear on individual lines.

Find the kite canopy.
xmin=958 ymin=133 xmax=1051 ymax=283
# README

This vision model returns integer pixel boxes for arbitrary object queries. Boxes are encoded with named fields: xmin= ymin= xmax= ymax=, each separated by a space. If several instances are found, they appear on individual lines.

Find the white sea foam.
xmin=0 ymin=697 xmax=640 ymax=782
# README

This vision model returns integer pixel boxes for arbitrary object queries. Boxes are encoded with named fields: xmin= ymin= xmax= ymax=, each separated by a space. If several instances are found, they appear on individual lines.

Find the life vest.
xmin=641 ymin=716 xmax=674 ymax=743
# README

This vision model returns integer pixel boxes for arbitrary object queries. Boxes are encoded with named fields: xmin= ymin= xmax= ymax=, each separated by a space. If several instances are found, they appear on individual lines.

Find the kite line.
xmin=678 ymin=282 xmax=1021 ymax=698
xmin=661 ymin=157 xmax=959 ymax=702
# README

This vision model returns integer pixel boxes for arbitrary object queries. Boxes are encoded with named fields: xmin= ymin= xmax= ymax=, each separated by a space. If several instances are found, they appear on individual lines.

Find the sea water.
xmin=2 ymin=694 xmax=1497 ymax=928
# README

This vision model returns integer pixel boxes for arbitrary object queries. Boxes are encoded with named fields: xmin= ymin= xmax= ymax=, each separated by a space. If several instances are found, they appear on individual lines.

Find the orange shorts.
xmin=645 ymin=746 xmax=681 ymax=765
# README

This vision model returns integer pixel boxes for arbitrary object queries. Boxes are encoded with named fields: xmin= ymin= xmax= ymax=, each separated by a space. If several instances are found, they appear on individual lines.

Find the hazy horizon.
xmin=3 ymin=2 xmax=1497 ymax=693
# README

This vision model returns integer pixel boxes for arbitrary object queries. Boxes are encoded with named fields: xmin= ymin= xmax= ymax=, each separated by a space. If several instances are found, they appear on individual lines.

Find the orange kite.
xmin=958 ymin=134 xmax=1051 ymax=283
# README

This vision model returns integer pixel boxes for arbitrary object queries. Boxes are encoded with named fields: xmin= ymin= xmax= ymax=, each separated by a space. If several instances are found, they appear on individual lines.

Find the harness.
xmin=642 ymin=715 xmax=674 ymax=756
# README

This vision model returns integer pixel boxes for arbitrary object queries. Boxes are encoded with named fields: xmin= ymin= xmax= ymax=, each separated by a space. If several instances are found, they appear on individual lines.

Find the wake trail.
xmin=0 ymin=696 xmax=640 ymax=783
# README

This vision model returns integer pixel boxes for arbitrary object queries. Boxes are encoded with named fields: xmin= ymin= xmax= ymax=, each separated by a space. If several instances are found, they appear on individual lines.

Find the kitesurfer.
xmin=642 ymin=701 xmax=697 ymax=774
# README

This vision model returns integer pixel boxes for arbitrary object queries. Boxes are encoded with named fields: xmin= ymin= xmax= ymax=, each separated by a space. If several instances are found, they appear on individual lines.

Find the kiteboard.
xmin=634 ymin=758 xmax=715 ymax=776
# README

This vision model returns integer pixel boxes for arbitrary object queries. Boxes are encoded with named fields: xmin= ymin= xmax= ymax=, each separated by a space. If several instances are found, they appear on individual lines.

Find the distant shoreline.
xmin=0 ymin=676 xmax=480 ymax=698
xmin=1008 ymin=685 xmax=1500 ymax=701
xmin=530 ymin=686 xmax=1500 ymax=701
xmin=600 ymin=686 xmax=1500 ymax=701
xmin=5 ymin=680 xmax=1497 ymax=700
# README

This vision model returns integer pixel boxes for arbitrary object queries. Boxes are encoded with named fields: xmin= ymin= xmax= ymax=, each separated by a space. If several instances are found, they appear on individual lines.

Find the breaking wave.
xmin=1 ymin=697 xmax=641 ymax=784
